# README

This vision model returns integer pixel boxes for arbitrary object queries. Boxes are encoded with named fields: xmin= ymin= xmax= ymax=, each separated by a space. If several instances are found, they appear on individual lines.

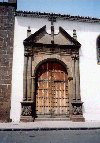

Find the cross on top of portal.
xmin=48 ymin=15 xmax=56 ymax=44
xmin=48 ymin=15 xmax=56 ymax=24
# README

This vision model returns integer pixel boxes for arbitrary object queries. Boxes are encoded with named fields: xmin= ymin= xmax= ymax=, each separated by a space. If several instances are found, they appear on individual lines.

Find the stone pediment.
xmin=24 ymin=25 xmax=81 ymax=47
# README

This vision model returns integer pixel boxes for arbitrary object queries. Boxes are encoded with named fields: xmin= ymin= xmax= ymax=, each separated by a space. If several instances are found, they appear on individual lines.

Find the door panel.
xmin=36 ymin=61 xmax=69 ymax=117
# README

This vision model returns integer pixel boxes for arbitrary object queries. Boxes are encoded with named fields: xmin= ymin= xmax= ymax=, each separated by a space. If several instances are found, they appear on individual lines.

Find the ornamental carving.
xmin=71 ymin=102 xmax=83 ymax=115
xmin=33 ymin=46 xmax=78 ymax=55
xmin=72 ymin=105 xmax=82 ymax=115
xmin=24 ymin=46 xmax=33 ymax=57
xmin=21 ymin=25 xmax=85 ymax=121
xmin=22 ymin=106 xmax=32 ymax=116
xmin=71 ymin=54 xmax=79 ymax=61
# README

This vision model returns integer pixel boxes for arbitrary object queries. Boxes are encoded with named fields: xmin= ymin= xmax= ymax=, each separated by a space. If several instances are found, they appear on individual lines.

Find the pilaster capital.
xmin=24 ymin=46 xmax=33 ymax=57
xmin=31 ymin=76 xmax=36 ymax=79
xmin=24 ymin=51 xmax=33 ymax=57
xmin=71 ymin=54 xmax=79 ymax=61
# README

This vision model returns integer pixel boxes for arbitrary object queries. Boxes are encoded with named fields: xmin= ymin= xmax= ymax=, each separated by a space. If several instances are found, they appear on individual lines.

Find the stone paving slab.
xmin=0 ymin=121 xmax=100 ymax=131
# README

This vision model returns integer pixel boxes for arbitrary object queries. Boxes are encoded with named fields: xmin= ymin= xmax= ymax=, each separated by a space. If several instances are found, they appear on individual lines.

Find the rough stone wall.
xmin=0 ymin=4 xmax=15 ymax=122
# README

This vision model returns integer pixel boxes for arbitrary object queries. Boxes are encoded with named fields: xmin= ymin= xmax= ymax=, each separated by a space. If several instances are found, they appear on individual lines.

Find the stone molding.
xmin=16 ymin=11 xmax=100 ymax=23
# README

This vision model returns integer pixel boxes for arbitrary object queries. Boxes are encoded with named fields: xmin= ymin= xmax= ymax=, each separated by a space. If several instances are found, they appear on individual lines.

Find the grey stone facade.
xmin=0 ymin=1 xmax=16 ymax=122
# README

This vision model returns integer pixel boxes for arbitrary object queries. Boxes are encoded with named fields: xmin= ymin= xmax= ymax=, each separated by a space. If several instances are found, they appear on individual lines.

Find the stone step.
xmin=35 ymin=118 xmax=70 ymax=121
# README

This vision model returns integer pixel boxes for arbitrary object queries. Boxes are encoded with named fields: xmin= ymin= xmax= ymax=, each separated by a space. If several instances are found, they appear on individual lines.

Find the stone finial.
xmin=73 ymin=29 xmax=77 ymax=40
xmin=27 ymin=26 xmax=31 ymax=37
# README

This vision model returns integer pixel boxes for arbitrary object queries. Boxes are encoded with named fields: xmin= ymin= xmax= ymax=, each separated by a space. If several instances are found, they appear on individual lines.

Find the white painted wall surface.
xmin=10 ymin=16 xmax=100 ymax=122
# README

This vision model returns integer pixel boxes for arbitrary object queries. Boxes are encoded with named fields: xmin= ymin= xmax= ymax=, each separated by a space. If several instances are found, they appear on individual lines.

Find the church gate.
xmin=35 ymin=60 xmax=69 ymax=118
xmin=20 ymin=25 xmax=84 ymax=122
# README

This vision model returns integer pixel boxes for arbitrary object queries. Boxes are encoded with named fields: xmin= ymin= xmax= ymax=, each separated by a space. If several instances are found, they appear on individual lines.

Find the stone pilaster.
xmin=75 ymin=56 xmax=81 ymax=100
xmin=21 ymin=26 xmax=35 ymax=121
xmin=71 ymin=54 xmax=84 ymax=122
xmin=72 ymin=55 xmax=76 ymax=100
xmin=27 ymin=57 xmax=32 ymax=101
xmin=21 ymin=45 xmax=35 ymax=122
xmin=31 ymin=76 xmax=35 ymax=101
xmin=21 ymin=101 xmax=34 ymax=122
xmin=23 ymin=54 xmax=28 ymax=101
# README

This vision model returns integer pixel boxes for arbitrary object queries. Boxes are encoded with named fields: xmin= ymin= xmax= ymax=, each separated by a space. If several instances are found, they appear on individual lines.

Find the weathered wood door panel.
xmin=36 ymin=61 xmax=69 ymax=118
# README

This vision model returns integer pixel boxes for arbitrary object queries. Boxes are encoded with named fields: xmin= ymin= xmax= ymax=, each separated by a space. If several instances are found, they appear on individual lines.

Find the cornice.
xmin=16 ymin=11 xmax=100 ymax=23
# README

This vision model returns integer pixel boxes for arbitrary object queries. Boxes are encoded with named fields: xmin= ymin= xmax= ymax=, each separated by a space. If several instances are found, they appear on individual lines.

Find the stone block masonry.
xmin=0 ymin=3 xmax=16 ymax=122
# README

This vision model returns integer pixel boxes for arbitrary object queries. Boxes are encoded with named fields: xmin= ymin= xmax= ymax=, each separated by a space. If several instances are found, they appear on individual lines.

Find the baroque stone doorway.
xmin=35 ymin=61 xmax=69 ymax=118
xmin=20 ymin=25 xmax=85 ymax=122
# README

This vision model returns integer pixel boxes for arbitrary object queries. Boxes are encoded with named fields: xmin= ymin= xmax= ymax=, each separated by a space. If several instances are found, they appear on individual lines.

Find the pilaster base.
xmin=20 ymin=101 xmax=35 ymax=122
xmin=71 ymin=100 xmax=85 ymax=122
xmin=20 ymin=116 xmax=34 ymax=122
xmin=71 ymin=115 xmax=85 ymax=122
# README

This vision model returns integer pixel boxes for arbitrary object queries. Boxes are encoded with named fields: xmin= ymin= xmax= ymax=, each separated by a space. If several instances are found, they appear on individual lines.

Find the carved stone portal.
xmin=21 ymin=25 xmax=85 ymax=122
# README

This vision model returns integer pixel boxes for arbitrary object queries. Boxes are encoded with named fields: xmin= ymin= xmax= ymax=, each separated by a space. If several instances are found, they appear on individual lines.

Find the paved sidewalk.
xmin=0 ymin=121 xmax=100 ymax=131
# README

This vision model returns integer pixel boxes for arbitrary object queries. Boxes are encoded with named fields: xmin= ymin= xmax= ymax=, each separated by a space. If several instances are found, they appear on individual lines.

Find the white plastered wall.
xmin=10 ymin=16 xmax=100 ymax=122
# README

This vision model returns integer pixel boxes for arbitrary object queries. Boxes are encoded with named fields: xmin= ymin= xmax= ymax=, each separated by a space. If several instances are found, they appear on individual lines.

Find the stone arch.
xmin=33 ymin=58 xmax=70 ymax=118
xmin=21 ymin=53 xmax=84 ymax=121
xmin=33 ymin=58 xmax=68 ymax=76
xmin=33 ymin=57 xmax=72 ymax=78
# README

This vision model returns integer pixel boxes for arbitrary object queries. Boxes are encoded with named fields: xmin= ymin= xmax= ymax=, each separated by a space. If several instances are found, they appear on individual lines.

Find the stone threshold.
xmin=35 ymin=118 xmax=70 ymax=121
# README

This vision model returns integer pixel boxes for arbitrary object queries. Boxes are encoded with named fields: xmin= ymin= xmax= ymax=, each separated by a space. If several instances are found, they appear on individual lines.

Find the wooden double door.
xmin=35 ymin=61 xmax=69 ymax=118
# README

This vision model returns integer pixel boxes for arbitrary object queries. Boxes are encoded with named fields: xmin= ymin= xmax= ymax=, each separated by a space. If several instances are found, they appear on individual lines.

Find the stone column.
xmin=75 ymin=56 xmax=81 ymax=100
xmin=21 ymin=27 xmax=34 ymax=122
xmin=72 ymin=55 xmax=81 ymax=101
xmin=23 ymin=53 xmax=28 ymax=101
xmin=71 ymin=54 xmax=84 ymax=122
xmin=27 ymin=56 xmax=32 ymax=101
xmin=31 ymin=76 xmax=36 ymax=101
xmin=21 ymin=51 xmax=34 ymax=122
xmin=68 ymin=75 xmax=74 ymax=116
xmin=72 ymin=56 xmax=76 ymax=101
